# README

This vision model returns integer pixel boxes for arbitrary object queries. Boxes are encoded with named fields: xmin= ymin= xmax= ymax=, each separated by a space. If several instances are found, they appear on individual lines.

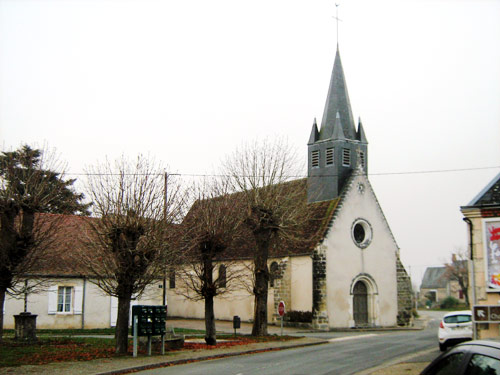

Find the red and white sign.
xmin=278 ymin=301 xmax=286 ymax=317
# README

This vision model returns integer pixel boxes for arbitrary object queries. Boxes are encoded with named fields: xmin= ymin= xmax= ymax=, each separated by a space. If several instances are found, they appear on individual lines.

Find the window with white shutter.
xmin=48 ymin=285 xmax=58 ymax=314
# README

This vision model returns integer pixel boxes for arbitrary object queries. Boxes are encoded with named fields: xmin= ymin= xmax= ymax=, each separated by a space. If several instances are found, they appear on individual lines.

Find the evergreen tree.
xmin=0 ymin=145 xmax=90 ymax=339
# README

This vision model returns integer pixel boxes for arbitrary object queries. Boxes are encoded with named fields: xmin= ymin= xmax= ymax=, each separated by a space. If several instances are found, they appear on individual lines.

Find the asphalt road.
xmin=137 ymin=311 xmax=443 ymax=375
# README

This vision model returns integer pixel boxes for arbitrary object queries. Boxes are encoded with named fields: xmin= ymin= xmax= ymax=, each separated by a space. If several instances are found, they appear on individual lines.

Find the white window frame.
xmin=48 ymin=284 xmax=83 ymax=315
xmin=351 ymin=218 xmax=373 ymax=249
xmin=58 ymin=286 xmax=72 ymax=313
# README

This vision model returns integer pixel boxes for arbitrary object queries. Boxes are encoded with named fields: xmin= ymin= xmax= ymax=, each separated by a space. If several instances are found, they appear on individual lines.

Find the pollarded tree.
xmin=443 ymin=250 xmax=470 ymax=307
xmin=76 ymin=155 xmax=183 ymax=354
xmin=174 ymin=178 xmax=245 ymax=345
xmin=222 ymin=139 xmax=310 ymax=336
xmin=0 ymin=145 xmax=90 ymax=339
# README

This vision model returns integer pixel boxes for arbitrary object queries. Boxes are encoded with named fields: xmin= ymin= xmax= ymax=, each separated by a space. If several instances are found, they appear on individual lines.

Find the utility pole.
xmin=164 ymin=172 xmax=168 ymax=221
xmin=163 ymin=172 xmax=179 ymax=306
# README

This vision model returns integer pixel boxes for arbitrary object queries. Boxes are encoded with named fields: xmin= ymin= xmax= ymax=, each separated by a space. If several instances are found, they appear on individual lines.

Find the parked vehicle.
xmin=438 ymin=310 xmax=473 ymax=351
xmin=421 ymin=340 xmax=500 ymax=375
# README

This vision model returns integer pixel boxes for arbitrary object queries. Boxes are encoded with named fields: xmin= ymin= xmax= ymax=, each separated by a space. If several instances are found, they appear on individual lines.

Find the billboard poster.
xmin=485 ymin=220 xmax=500 ymax=289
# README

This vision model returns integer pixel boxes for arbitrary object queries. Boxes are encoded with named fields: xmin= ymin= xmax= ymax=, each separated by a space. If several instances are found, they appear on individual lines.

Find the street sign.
xmin=278 ymin=301 xmax=286 ymax=317
xmin=473 ymin=305 xmax=500 ymax=323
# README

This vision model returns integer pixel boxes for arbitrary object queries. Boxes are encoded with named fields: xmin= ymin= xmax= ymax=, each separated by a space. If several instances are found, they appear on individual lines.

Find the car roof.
xmin=443 ymin=310 xmax=471 ymax=317
xmin=456 ymin=340 xmax=500 ymax=350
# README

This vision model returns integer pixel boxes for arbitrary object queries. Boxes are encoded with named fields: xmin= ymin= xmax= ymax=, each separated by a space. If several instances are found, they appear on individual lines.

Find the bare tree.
xmin=174 ymin=178 xmax=245 ymax=345
xmin=222 ymin=139 xmax=310 ymax=336
xmin=76 ymin=155 xmax=183 ymax=354
xmin=443 ymin=249 xmax=470 ymax=307
xmin=0 ymin=145 xmax=89 ymax=340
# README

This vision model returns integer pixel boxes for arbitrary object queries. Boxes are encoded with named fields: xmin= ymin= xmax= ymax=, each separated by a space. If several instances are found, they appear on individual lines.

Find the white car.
xmin=438 ymin=310 xmax=473 ymax=351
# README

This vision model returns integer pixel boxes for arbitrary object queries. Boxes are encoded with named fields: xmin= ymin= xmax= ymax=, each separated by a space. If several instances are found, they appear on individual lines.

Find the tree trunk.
xmin=251 ymin=231 xmax=270 ymax=336
xmin=204 ymin=295 xmax=216 ymax=345
xmin=459 ymin=279 xmax=470 ymax=307
xmin=0 ymin=287 xmax=5 ymax=341
xmin=115 ymin=294 xmax=132 ymax=354
xmin=202 ymin=251 xmax=217 ymax=345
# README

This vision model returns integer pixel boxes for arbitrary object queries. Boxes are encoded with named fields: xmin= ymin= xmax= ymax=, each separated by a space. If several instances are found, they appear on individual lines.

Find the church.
xmin=167 ymin=46 xmax=413 ymax=329
xmin=2 ymin=46 xmax=412 ymax=331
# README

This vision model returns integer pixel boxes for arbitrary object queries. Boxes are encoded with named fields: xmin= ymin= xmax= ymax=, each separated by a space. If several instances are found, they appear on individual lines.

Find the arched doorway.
xmin=353 ymin=281 xmax=368 ymax=326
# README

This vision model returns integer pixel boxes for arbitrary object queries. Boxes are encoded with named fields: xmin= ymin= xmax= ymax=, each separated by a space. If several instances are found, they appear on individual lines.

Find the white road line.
xmin=328 ymin=333 xmax=378 ymax=343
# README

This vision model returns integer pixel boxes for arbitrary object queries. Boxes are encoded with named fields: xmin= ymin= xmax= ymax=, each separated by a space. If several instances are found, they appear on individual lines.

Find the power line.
xmin=65 ymin=165 xmax=500 ymax=178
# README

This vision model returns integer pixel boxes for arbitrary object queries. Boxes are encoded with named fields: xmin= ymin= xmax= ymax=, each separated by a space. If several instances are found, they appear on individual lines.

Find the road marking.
xmin=328 ymin=333 xmax=378 ymax=342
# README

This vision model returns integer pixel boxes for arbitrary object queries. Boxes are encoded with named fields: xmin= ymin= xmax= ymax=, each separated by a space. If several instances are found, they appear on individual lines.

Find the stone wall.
xmin=272 ymin=259 xmax=290 ymax=322
xmin=312 ymin=245 xmax=329 ymax=330
xmin=396 ymin=256 xmax=414 ymax=326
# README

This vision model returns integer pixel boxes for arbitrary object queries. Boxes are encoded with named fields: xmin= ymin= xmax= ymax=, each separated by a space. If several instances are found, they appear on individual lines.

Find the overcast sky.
xmin=1 ymin=0 xmax=499 ymax=287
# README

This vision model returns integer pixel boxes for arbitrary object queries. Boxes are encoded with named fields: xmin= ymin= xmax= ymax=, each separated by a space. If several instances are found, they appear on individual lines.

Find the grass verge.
xmin=0 ymin=334 xmax=297 ymax=368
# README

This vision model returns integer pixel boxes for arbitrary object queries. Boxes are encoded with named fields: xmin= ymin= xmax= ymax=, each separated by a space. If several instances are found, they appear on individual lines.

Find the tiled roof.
xmin=25 ymin=179 xmax=342 ymax=275
xmin=181 ymin=179 xmax=341 ymax=261
xmin=28 ymin=214 xmax=91 ymax=277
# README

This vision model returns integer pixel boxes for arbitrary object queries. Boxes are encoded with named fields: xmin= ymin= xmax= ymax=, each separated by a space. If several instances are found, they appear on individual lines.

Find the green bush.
xmin=440 ymin=296 xmax=459 ymax=309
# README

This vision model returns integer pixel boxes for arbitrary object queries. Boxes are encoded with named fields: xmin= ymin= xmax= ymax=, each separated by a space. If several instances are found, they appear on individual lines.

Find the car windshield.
xmin=444 ymin=314 xmax=471 ymax=324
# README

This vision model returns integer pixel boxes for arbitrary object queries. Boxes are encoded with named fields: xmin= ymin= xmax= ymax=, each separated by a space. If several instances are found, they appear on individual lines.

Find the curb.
xmin=96 ymin=340 xmax=329 ymax=375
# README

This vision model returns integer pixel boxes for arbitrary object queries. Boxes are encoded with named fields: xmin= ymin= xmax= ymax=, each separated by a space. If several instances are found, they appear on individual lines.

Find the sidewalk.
xmin=0 ymin=318 xmax=434 ymax=375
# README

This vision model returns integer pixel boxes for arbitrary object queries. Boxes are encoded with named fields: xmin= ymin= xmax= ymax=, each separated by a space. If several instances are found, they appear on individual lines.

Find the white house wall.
xmin=166 ymin=257 xmax=313 ymax=323
xmin=167 ymin=260 xmax=256 ymax=322
xmin=4 ymin=278 xmax=163 ymax=329
xmin=324 ymin=173 xmax=398 ymax=328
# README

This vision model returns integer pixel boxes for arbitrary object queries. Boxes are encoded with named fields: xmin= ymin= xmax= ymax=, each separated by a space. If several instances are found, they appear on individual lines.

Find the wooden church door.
xmin=353 ymin=281 xmax=368 ymax=326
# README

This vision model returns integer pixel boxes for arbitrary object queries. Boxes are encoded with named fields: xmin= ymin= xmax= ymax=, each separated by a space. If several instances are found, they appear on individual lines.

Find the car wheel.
xmin=439 ymin=342 xmax=446 ymax=352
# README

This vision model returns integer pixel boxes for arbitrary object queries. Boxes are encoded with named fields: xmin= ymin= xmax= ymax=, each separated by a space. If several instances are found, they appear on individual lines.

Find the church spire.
xmin=308 ymin=118 xmax=319 ymax=144
xmin=307 ymin=47 xmax=368 ymax=203
xmin=319 ymin=47 xmax=356 ymax=141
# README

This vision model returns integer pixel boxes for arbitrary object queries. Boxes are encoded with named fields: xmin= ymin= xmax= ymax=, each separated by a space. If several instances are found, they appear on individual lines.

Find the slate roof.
xmin=464 ymin=171 xmax=500 ymax=208
xmin=319 ymin=46 xmax=357 ymax=141
xmin=420 ymin=267 xmax=447 ymax=289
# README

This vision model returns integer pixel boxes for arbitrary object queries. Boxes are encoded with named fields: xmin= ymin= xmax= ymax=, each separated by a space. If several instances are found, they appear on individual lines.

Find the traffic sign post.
xmin=473 ymin=305 xmax=500 ymax=323
xmin=473 ymin=305 xmax=500 ymax=340
xmin=278 ymin=301 xmax=286 ymax=336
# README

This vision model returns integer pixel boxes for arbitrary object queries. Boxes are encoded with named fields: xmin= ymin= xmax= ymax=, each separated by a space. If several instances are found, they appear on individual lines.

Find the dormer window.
xmin=326 ymin=147 xmax=334 ymax=166
xmin=342 ymin=148 xmax=351 ymax=167
xmin=312 ymin=150 xmax=320 ymax=168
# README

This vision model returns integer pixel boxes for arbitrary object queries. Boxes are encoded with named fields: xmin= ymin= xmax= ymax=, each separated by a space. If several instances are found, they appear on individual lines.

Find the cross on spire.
xmin=333 ymin=3 xmax=342 ymax=46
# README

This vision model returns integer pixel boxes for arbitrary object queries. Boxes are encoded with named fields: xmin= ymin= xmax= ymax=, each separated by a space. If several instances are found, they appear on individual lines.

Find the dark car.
xmin=421 ymin=340 xmax=500 ymax=375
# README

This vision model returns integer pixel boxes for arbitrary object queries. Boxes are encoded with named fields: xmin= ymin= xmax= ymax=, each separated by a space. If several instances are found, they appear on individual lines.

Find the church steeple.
xmin=308 ymin=118 xmax=319 ymax=144
xmin=319 ymin=47 xmax=356 ymax=141
xmin=307 ymin=47 xmax=368 ymax=203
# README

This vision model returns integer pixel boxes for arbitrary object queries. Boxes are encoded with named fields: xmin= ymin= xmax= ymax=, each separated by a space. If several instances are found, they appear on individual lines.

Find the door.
xmin=353 ymin=281 xmax=368 ymax=326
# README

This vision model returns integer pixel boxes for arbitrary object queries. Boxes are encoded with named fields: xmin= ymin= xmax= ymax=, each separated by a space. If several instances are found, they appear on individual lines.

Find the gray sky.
xmin=1 ymin=0 xmax=499 ymax=287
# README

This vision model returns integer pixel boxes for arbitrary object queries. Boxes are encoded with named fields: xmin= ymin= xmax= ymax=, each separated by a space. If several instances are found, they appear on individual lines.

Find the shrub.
xmin=440 ymin=296 xmax=459 ymax=309
xmin=283 ymin=310 xmax=312 ymax=323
